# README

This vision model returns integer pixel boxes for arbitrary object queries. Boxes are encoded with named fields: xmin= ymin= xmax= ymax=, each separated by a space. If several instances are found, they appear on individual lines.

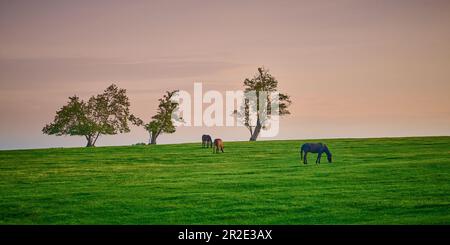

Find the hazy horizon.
xmin=1 ymin=0 xmax=450 ymax=150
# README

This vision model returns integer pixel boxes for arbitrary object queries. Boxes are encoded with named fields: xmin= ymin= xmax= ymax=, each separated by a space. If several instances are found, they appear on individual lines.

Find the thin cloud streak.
xmin=0 ymin=57 xmax=243 ymax=90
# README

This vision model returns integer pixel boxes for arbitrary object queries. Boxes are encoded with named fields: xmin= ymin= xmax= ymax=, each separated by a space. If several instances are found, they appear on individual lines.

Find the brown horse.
xmin=213 ymin=139 xmax=224 ymax=153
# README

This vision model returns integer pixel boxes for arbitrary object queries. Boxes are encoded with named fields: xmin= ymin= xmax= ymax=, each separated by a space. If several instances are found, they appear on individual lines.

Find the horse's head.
xmin=324 ymin=144 xmax=332 ymax=163
xmin=327 ymin=153 xmax=332 ymax=163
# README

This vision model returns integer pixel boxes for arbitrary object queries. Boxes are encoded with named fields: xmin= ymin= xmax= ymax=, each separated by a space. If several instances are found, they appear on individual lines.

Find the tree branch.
xmin=93 ymin=132 xmax=101 ymax=146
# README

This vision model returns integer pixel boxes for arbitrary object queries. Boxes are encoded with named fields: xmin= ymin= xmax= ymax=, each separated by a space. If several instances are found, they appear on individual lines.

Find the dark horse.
xmin=300 ymin=143 xmax=332 ymax=164
xmin=202 ymin=134 xmax=213 ymax=148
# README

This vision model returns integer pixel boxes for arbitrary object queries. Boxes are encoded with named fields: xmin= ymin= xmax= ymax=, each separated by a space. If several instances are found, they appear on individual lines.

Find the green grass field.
xmin=0 ymin=136 xmax=449 ymax=224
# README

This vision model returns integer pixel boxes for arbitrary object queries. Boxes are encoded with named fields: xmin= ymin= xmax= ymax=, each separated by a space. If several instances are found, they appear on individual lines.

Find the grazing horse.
xmin=202 ymin=134 xmax=213 ymax=148
xmin=213 ymin=139 xmax=224 ymax=153
xmin=300 ymin=143 xmax=332 ymax=164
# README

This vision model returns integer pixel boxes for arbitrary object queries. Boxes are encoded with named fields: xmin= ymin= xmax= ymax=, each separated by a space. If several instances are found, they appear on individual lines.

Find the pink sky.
xmin=1 ymin=0 xmax=449 ymax=149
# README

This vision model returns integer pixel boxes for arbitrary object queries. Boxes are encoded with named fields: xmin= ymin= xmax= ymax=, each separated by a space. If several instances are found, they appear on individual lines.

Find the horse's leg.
xmin=316 ymin=153 xmax=321 ymax=164
xmin=221 ymin=147 xmax=224 ymax=153
xmin=304 ymin=152 xmax=308 ymax=164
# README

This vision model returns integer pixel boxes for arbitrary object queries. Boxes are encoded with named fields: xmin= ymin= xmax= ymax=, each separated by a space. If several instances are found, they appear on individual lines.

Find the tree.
xmin=145 ymin=90 xmax=180 ymax=144
xmin=235 ymin=67 xmax=291 ymax=141
xmin=43 ymin=84 xmax=142 ymax=147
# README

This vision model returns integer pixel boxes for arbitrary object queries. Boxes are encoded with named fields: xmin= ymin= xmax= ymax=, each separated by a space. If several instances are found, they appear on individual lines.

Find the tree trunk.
xmin=249 ymin=120 xmax=262 ymax=141
xmin=150 ymin=134 xmax=157 ymax=144
xmin=249 ymin=90 xmax=262 ymax=141
xmin=149 ymin=132 xmax=158 ymax=145
xmin=86 ymin=135 xmax=94 ymax=147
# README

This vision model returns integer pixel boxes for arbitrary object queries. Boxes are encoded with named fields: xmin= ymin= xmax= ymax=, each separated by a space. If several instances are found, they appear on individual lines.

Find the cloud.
xmin=0 ymin=57 xmax=243 ymax=90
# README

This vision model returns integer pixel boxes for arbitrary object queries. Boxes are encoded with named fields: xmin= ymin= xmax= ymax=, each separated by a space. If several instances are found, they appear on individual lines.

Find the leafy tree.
xmin=43 ymin=84 xmax=142 ymax=147
xmin=145 ymin=90 xmax=180 ymax=144
xmin=235 ymin=67 xmax=291 ymax=141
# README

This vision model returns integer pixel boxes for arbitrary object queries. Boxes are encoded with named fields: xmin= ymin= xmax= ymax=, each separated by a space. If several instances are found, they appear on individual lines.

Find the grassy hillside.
xmin=0 ymin=137 xmax=449 ymax=224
